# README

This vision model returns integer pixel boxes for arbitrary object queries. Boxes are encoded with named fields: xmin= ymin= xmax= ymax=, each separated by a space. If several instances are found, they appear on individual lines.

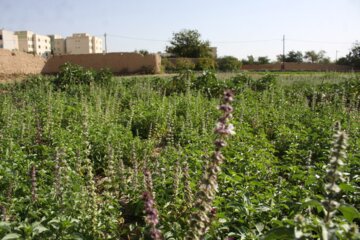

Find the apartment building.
xmin=92 ymin=36 xmax=103 ymax=53
xmin=33 ymin=33 xmax=51 ymax=57
xmin=15 ymin=31 xmax=51 ymax=57
xmin=0 ymin=29 xmax=19 ymax=51
xmin=66 ymin=33 xmax=103 ymax=54
xmin=15 ymin=31 xmax=34 ymax=53
xmin=48 ymin=34 xmax=66 ymax=55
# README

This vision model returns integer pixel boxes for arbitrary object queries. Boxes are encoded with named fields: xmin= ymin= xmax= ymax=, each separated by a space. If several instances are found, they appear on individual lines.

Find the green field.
xmin=0 ymin=69 xmax=359 ymax=239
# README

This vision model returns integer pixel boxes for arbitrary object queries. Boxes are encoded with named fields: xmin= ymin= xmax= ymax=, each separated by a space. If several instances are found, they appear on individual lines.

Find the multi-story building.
xmin=15 ymin=31 xmax=34 ymax=53
xmin=66 ymin=33 xmax=103 ymax=54
xmin=0 ymin=29 xmax=19 ymax=51
xmin=15 ymin=31 xmax=51 ymax=57
xmin=54 ymin=38 xmax=66 ymax=55
xmin=92 ymin=36 xmax=103 ymax=53
xmin=48 ymin=34 xmax=66 ymax=55
xmin=33 ymin=33 xmax=51 ymax=57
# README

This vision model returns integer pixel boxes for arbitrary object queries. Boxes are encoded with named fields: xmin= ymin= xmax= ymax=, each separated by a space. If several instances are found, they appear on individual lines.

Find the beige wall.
xmin=0 ymin=30 xmax=19 ymax=51
xmin=33 ymin=34 xmax=51 ymax=57
xmin=42 ymin=52 xmax=161 ymax=74
xmin=15 ymin=31 xmax=34 ymax=53
xmin=0 ymin=49 xmax=46 ymax=74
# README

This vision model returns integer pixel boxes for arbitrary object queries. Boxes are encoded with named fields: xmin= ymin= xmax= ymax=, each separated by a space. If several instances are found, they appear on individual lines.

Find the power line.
xmin=106 ymin=34 xmax=169 ymax=42
xmin=94 ymin=33 xmax=355 ymax=46
xmin=212 ymin=39 xmax=281 ymax=44
xmin=286 ymin=38 xmax=353 ymax=45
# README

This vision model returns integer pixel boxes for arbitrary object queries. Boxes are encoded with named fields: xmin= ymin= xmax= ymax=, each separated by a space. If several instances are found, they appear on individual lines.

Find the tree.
xmin=286 ymin=51 xmax=303 ymax=62
xmin=277 ymin=51 xmax=303 ymax=63
xmin=242 ymin=55 xmax=255 ymax=65
xmin=257 ymin=56 xmax=270 ymax=64
xmin=166 ymin=29 xmax=212 ymax=58
xmin=337 ymin=57 xmax=350 ymax=65
xmin=217 ymin=56 xmax=242 ymax=71
xmin=304 ymin=50 xmax=327 ymax=63
xmin=136 ymin=49 xmax=149 ymax=55
xmin=335 ymin=42 xmax=360 ymax=67
xmin=276 ymin=54 xmax=285 ymax=63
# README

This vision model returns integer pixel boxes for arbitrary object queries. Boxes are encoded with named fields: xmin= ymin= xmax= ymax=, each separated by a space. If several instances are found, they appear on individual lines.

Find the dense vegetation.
xmin=0 ymin=66 xmax=359 ymax=239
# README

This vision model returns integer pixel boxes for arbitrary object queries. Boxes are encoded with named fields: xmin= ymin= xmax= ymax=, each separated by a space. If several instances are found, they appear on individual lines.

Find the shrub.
xmin=195 ymin=58 xmax=216 ymax=70
xmin=161 ymin=58 xmax=176 ymax=72
xmin=227 ymin=72 xmax=254 ymax=92
xmin=252 ymin=73 xmax=277 ymax=91
xmin=52 ymin=63 xmax=113 ymax=90
xmin=192 ymin=70 xmax=225 ymax=97
xmin=175 ymin=58 xmax=195 ymax=70
xmin=217 ymin=56 xmax=242 ymax=72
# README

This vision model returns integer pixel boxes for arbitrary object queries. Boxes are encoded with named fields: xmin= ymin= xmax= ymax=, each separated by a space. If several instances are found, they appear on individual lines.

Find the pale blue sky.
xmin=1 ymin=0 xmax=359 ymax=61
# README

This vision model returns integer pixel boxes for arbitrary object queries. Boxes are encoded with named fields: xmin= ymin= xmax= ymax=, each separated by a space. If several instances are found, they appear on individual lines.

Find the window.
xmin=38 ymin=45 xmax=41 ymax=49
xmin=0 ymin=35 xmax=3 ymax=40
xmin=0 ymin=44 xmax=3 ymax=48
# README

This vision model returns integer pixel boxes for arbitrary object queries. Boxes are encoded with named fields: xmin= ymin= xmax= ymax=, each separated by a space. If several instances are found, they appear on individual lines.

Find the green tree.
xmin=135 ymin=49 xmax=149 ymax=55
xmin=257 ymin=56 xmax=270 ymax=64
xmin=242 ymin=55 xmax=255 ymax=65
xmin=341 ymin=42 xmax=360 ymax=67
xmin=286 ymin=51 xmax=303 ymax=62
xmin=277 ymin=51 xmax=303 ymax=63
xmin=217 ymin=56 xmax=242 ymax=71
xmin=166 ymin=29 xmax=212 ymax=58
xmin=304 ymin=50 xmax=327 ymax=63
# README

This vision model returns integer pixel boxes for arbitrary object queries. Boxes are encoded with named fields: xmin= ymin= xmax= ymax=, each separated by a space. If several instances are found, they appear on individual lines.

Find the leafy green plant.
xmin=52 ymin=63 xmax=113 ymax=90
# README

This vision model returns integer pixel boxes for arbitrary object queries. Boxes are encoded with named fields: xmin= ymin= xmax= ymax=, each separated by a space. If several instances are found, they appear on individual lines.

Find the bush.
xmin=175 ymin=58 xmax=195 ymax=70
xmin=52 ymin=63 xmax=113 ymax=90
xmin=195 ymin=58 xmax=216 ymax=70
xmin=217 ymin=56 xmax=242 ymax=71
xmin=252 ymin=74 xmax=277 ymax=91
xmin=192 ymin=70 xmax=225 ymax=97
xmin=227 ymin=72 xmax=254 ymax=92
xmin=161 ymin=58 xmax=176 ymax=72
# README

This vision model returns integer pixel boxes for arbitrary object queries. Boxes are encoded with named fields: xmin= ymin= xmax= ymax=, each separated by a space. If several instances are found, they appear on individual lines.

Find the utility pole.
xmin=282 ymin=35 xmax=285 ymax=71
xmin=104 ymin=33 xmax=107 ymax=53
xmin=335 ymin=50 xmax=338 ymax=63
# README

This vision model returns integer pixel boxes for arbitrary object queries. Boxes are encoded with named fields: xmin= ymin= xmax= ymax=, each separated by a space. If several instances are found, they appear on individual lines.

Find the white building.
xmin=15 ymin=31 xmax=51 ymax=57
xmin=33 ymin=33 xmax=51 ymax=57
xmin=0 ymin=29 xmax=19 ymax=51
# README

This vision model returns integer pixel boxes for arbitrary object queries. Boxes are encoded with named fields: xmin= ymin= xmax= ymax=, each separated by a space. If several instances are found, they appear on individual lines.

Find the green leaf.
xmin=339 ymin=183 xmax=355 ymax=193
xmin=302 ymin=200 xmax=324 ymax=213
xmin=263 ymin=227 xmax=294 ymax=240
xmin=338 ymin=204 xmax=360 ymax=222
xmin=31 ymin=222 xmax=48 ymax=235
xmin=1 ymin=233 xmax=21 ymax=240
xmin=0 ymin=222 xmax=11 ymax=232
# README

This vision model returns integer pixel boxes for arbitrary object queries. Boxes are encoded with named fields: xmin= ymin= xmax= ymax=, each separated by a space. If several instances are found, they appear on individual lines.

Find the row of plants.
xmin=0 ymin=67 xmax=359 ymax=239
xmin=161 ymin=56 xmax=242 ymax=72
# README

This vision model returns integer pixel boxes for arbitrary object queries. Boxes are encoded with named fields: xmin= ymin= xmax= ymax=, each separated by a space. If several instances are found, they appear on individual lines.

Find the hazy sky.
xmin=1 ymin=0 xmax=359 ymax=61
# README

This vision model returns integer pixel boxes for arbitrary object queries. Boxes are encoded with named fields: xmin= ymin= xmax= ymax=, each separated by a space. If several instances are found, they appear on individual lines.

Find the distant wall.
xmin=242 ymin=63 xmax=355 ymax=71
xmin=42 ymin=52 xmax=161 ymax=74
xmin=0 ymin=49 xmax=46 ymax=74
